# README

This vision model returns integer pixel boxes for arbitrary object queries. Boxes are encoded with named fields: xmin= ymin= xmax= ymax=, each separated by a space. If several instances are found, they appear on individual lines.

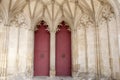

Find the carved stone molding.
xmin=35 ymin=20 xmax=49 ymax=31
xmin=0 ymin=13 xmax=27 ymax=28
xmin=78 ymin=14 xmax=94 ymax=29
xmin=57 ymin=21 xmax=71 ymax=32
xmin=99 ymin=4 xmax=115 ymax=25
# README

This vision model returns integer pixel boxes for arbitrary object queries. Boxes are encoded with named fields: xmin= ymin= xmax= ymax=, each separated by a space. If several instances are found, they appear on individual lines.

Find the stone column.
xmin=17 ymin=27 xmax=33 ymax=79
xmin=50 ymin=30 xmax=56 ymax=77
xmin=71 ymin=29 xmax=79 ymax=77
xmin=0 ymin=24 xmax=9 ymax=80
xmin=26 ymin=29 xmax=34 ymax=79
xmin=115 ymin=14 xmax=120 ymax=80
xmin=7 ymin=26 xmax=19 ymax=79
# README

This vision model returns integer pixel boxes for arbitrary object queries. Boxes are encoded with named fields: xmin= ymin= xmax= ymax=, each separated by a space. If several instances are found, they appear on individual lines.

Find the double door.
xmin=34 ymin=21 xmax=71 ymax=76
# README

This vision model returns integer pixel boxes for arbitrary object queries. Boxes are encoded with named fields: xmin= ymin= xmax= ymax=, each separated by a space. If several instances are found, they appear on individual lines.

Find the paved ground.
xmin=7 ymin=73 xmax=113 ymax=80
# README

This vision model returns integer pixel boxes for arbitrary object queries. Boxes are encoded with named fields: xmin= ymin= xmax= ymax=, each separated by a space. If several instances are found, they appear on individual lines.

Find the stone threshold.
xmin=33 ymin=76 xmax=73 ymax=80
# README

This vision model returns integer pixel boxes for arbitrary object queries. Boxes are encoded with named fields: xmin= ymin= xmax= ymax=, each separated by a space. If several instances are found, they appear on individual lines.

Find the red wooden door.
xmin=34 ymin=21 xmax=50 ymax=76
xmin=56 ymin=21 xmax=71 ymax=76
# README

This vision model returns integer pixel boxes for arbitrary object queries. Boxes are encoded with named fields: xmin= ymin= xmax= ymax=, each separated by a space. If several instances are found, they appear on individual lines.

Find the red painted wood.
xmin=56 ymin=21 xmax=71 ymax=76
xmin=34 ymin=22 xmax=50 ymax=76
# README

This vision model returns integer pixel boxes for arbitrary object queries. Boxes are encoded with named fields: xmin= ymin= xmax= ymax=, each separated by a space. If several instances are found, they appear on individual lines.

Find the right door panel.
xmin=56 ymin=21 xmax=71 ymax=76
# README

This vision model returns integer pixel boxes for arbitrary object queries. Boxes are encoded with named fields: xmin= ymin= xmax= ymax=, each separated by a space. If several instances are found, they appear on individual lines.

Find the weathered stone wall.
xmin=0 ymin=0 xmax=120 ymax=80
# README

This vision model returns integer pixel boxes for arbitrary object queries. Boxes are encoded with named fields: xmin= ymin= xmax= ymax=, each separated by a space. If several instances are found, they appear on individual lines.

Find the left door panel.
xmin=34 ymin=22 xmax=50 ymax=76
